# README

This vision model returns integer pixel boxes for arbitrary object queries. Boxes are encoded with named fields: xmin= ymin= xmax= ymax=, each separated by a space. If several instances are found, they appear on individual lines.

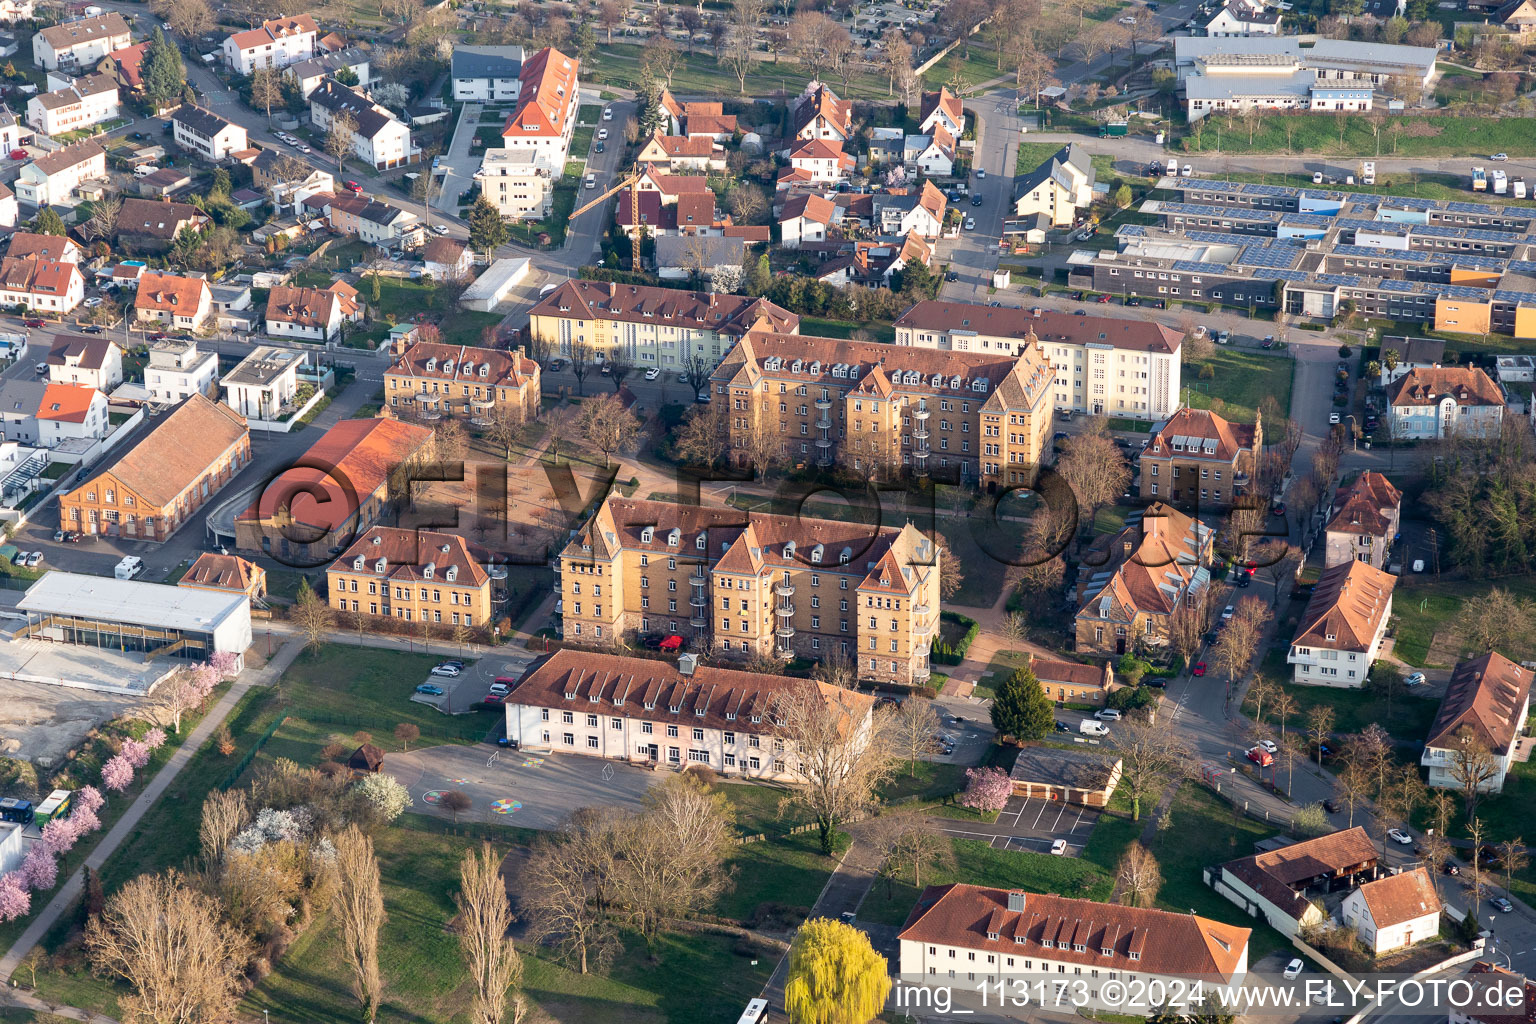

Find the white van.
xmin=1079 ymin=719 xmax=1110 ymax=737
xmin=133 ymin=164 xmax=159 ymax=178
xmin=114 ymin=556 xmax=143 ymax=580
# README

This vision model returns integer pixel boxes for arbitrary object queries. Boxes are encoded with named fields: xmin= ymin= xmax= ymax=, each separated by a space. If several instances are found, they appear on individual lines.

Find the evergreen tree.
xmin=989 ymin=665 xmax=1055 ymax=742
xmin=574 ymin=23 xmax=598 ymax=67
xmin=467 ymin=195 xmax=508 ymax=256
xmin=142 ymin=30 xmax=185 ymax=111
xmin=335 ymin=66 xmax=359 ymax=86
xmin=31 ymin=208 xmax=66 ymax=236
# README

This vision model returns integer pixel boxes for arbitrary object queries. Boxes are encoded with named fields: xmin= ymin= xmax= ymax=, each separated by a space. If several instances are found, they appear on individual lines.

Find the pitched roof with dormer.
xmin=1325 ymin=471 xmax=1401 ymax=537
xmin=1426 ymin=651 xmax=1533 ymax=755
xmin=134 ymin=271 xmax=209 ymax=314
xmin=1078 ymin=503 xmax=1214 ymax=622
xmin=1221 ymin=827 xmax=1379 ymax=922
xmin=0 ymin=257 xmax=78 ymax=299
xmin=529 ymin=280 xmax=797 ymax=337
xmin=1145 ymin=408 xmax=1258 ymax=464
xmin=385 ymin=341 xmax=538 ymax=391
xmin=37 ymin=382 xmax=98 ymax=423
xmin=501 ymin=45 xmax=577 ymax=139
xmin=227 ymin=14 xmax=317 ymax=52
xmin=6 ymin=231 xmax=79 ymax=263
xmin=265 ymin=281 xmax=360 ymax=328
xmin=1291 ymin=560 xmax=1397 ymax=652
xmin=781 ymin=193 xmax=836 ymax=227
xmin=900 ymin=883 xmax=1249 ymax=983
xmin=920 ymin=87 xmax=964 ymax=130
xmin=792 ymin=82 xmax=852 ymax=138
xmin=1388 ymin=366 xmax=1505 ymax=409
xmin=179 ymin=552 xmax=263 ymax=594
xmin=329 ymin=526 xmax=489 ymax=589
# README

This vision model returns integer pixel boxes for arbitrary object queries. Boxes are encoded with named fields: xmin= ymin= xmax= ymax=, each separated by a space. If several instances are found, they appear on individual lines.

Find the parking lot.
xmin=937 ymin=794 xmax=1102 ymax=855
xmin=409 ymin=650 xmax=540 ymax=714
xmin=385 ymin=744 xmax=658 ymax=831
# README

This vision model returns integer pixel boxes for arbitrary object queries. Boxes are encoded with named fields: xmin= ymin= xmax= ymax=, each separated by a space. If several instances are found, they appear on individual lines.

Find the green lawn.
xmin=1144 ymin=784 xmax=1288 ymax=962
xmin=1390 ymin=575 xmax=1536 ymax=668
xmin=571 ymin=125 xmax=595 ymax=159
xmin=800 ymin=316 xmax=896 ymax=343
xmin=1275 ymin=678 xmax=1439 ymax=747
xmin=1079 ymin=790 xmax=1143 ymax=880
xmin=878 ymin=761 xmax=969 ymax=806
xmin=583 ymin=46 xmax=895 ymax=101
xmin=1184 ymin=348 xmax=1293 ymax=426
xmin=1179 ymin=114 xmax=1536 ymax=158
xmin=712 ymin=782 xmax=840 ymax=922
xmin=1016 ymin=141 xmax=1071 ymax=176
xmin=860 ymin=838 xmax=1114 ymax=928
xmin=974 ymin=651 xmax=1030 ymax=701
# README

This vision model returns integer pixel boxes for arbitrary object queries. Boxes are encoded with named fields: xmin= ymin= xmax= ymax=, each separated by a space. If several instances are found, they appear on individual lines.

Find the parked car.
xmin=1405 ymin=672 xmax=1426 ymax=686
xmin=1283 ymin=959 xmax=1304 ymax=980
xmin=1094 ymin=708 xmax=1121 ymax=721
xmin=21 ymin=318 xmax=43 ymax=328
xmin=79 ymin=325 xmax=104 ymax=333
xmin=1323 ymin=799 xmax=1341 ymax=814
xmin=963 ymin=218 xmax=975 ymax=230
xmin=1443 ymin=862 xmax=1460 ymax=876
xmin=597 ymin=128 xmax=609 ymax=140
xmin=429 ymin=664 xmax=461 ymax=677
xmin=53 ymin=529 xmax=65 ymax=542
xmin=1221 ymin=604 xmax=1234 ymax=621
xmin=945 ymin=271 xmax=958 ymax=282
xmin=414 ymin=683 xmax=444 ymax=696
xmin=595 ymin=140 xmax=604 ymax=153
xmin=1257 ymin=739 xmax=1278 ymax=754
xmin=1050 ymin=839 xmax=1067 ymax=855
xmin=975 ymin=169 xmax=985 ymax=178
xmin=344 ymin=180 xmax=363 ymax=193
xmin=1329 ymin=412 xmax=1341 ymax=425
xmin=1191 ymin=661 xmax=1207 ymax=677
xmin=1492 ymin=153 xmax=1509 ymax=161
xmin=1096 ymin=294 xmax=1111 ymax=303
xmin=439 ymin=659 xmax=465 ymax=671
xmin=1387 ymin=828 xmax=1413 ymax=845
xmin=24 ymin=551 xmax=41 ymax=568
xmin=83 ymin=297 xmax=102 ymax=308
xmin=1269 ymin=502 xmax=1286 ymax=517
xmin=644 ymin=367 xmax=660 ymax=380
xmin=602 ymin=107 xmax=614 ymax=120
xmin=1490 ymin=896 xmax=1514 ymax=913
xmin=1053 ymin=721 xmax=1071 ymax=733
xmin=1247 ymin=747 xmax=1274 ymax=767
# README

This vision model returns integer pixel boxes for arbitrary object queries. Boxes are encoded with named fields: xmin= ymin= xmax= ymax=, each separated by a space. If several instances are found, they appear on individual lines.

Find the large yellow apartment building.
xmin=709 ymin=331 xmax=1054 ymax=489
xmin=326 ymin=526 xmax=493 ymax=629
xmin=559 ymin=497 xmax=942 ymax=686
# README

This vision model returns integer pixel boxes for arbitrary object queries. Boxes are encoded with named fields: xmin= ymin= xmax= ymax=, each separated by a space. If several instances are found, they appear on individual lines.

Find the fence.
xmin=218 ymin=714 xmax=288 ymax=790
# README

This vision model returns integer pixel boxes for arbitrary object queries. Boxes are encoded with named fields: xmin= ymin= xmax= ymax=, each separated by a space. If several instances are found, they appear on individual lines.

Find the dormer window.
xmin=694 ymin=707 xmax=705 ymax=717
xmin=667 ymin=528 xmax=681 ymax=546
xmin=669 ymin=703 xmax=681 ymax=713
xmin=986 ymin=931 xmax=999 ymax=941
xmin=696 ymin=532 xmax=707 ymax=550
xmin=1041 ymin=939 xmax=1053 ymax=949
xmin=1128 ymin=952 xmax=1140 ymax=961
xmin=446 ymin=566 xmax=458 ymax=581
xmin=589 ymin=693 xmax=599 ymax=703
xmin=374 ymin=558 xmax=387 ymax=573
xmin=750 ymin=714 xmax=762 ymax=723
xmin=1014 ymin=935 xmax=1027 ymax=945
xmin=1101 ymin=947 xmax=1112 ymax=956
xmin=644 ymin=700 xmax=656 ymax=709
xmin=641 ymin=526 xmax=655 ymax=543
xmin=564 ymin=689 xmax=577 ymax=699
xmin=479 ymin=365 xmax=489 ymax=377
xmin=725 ymin=711 xmax=736 ymax=721
xmin=423 ymin=563 xmax=435 ymax=579
xmin=1073 ymin=944 xmax=1086 ymax=953
xmin=353 ymin=555 xmax=365 ymax=570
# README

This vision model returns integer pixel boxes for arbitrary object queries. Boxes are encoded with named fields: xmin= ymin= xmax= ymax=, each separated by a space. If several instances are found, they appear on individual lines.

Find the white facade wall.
xmin=453 ymin=77 xmax=521 ymax=102
xmin=146 ymin=354 xmax=217 ymax=404
xmin=897 ymin=939 xmax=1249 ymax=997
xmin=38 ymin=392 xmax=106 ymax=447
xmin=222 ymin=29 xmax=316 ymax=75
xmin=1390 ymin=397 xmax=1504 ymax=440
xmin=15 ymin=151 xmax=106 ymax=206
xmin=1287 ymin=597 xmax=1392 ymax=686
xmin=1341 ymin=889 xmax=1440 ymax=955
xmin=27 ymin=83 xmax=119 ymax=136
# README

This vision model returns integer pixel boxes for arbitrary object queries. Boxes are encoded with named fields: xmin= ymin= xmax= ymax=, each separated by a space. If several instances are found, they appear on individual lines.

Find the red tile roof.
xmin=134 ymin=271 xmax=209 ymax=314
xmin=1388 ymin=366 xmax=1504 ymax=408
xmin=329 ymin=526 xmax=490 ymax=589
xmin=37 ymin=382 xmax=98 ymax=423
xmin=179 ymin=552 xmax=263 ymax=593
xmin=781 ymin=193 xmax=836 ymax=226
xmin=266 ymin=282 xmax=359 ymax=328
xmin=1144 ymin=408 xmax=1258 ymax=464
xmin=1325 ymin=471 xmax=1401 ymax=537
xmin=1426 ymin=651 xmax=1533 ymax=754
xmin=227 ymin=14 xmax=317 ymax=52
xmin=1355 ymin=867 xmax=1440 ymax=929
xmin=6 ymin=231 xmax=79 ymax=263
xmin=1292 ymin=560 xmax=1396 ymax=653
xmin=67 ymin=394 xmax=247 ymax=509
xmin=530 ymin=280 xmax=797 ymax=336
xmin=0 ymin=257 xmax=78 ymax=299
xmin=920 ymin=87 xmax=964 ymax=128
xmin=899 ymin=883 xmax=1249 ymax=982
xmin=385 ymin=341 xmax=538 ymax=390
xmin=1464 ymin=962 xmax=1536 ymax=1024
xmin=502 ymin=46 xmax=577 ymax=139
xmin=1221 ymin=827 xmax=1379 ymax=922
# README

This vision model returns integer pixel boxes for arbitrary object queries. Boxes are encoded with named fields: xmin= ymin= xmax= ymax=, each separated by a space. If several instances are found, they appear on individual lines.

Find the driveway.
xmin=385 ymin=745 xmax=658 ymax=830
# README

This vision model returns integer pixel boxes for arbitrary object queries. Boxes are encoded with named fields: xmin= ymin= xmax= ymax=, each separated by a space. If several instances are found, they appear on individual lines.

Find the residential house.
xmin=14 ymin=140 xmax=105 ymax=206
xmin=0 ymin=105 xmax=21 ymax=158
xmin=36 ymin=381 xmax=106 ymax=446
xmin=898 ymin=885 xmax=1250 ymax=997
xmin=1422 ymin=652 xmax=1532 ymax=794
xmin=918 ymin=87 xmax=965 ymax=137
xmin=895 ymin=302 xmax=1184 ymax=421
xmin=498 ymin=46 xmax=579 ymax=173
xmin=1013 ymin=143 xmax=1096 ymax=228
xmin=286 ymin=47 xmax=370 ymax=99
xmin=1007 ymin=746 xmax=1122 ymax=805
xmin=58 ymin=393 xmax=249 ymax=541
xmin=1212 ymin=827 xmax=1379 ymax=937
xmin=383 ymin=342 xmax=540 ymax=426
xmin=265 ymin=281 xmax=362 ymax=342
xmin=1138 ymin=407 xmax=1261 ymax=509
xmin=1387 ymin=366 xmax=1506 ymax=440
xmin=0 ymin=0 xmax=32 ymax=23
xmin=0 ymin=182 xmax=14 ymax=231
xmin=1341 ymin=868 xmax=1441 ymax=955
xmin=234 ymin=418 xmax=434 ymax=562
xmin=1075 ymin=503 xmax=1215 ymax=656
xmin=1495 ymin=0 xmax=1536 ymax=37
xmin=711 ymin=330 xmax=1054 ymax=489
xmin=134 ymin=272 xmax=213 ymax=331
xmin=326 ymin=526 xmax=492 ymax=628
xmin=220 ymin=346 xmax=308 ymax=423
xmin=26 ymin=74 xmax=118 ymax=137
xmin=780 ymin=193 xmax=836 ymax=248
xmin=681 ymin=101 xmax=736 ymax=141
xmin=312 ymin=192 xmax=421 ymax=246
xmin=107 ymin=41 xmax=151 ymax=100
xmin=655 ymin=235 xmax=746 ymax=284
xmin=32 ymin=13 xmax=131 ymax=71
xmin=178 ymin=551 xmax=267 ymax=600
xmin=0 ymin=380 xmax=44 ymax=442
xmin=0 ymin=258 xmax=83 ymax=314
xmin=1031 ymin=655 xmax=1115 ymax=707
xmin=653 ymin=87 xmax=686 ymax=134
xmin=421 ymin=237 xmax=472 ymax=281
xmin=137 ymin=167 xmax=192 ymax=199
xmin=1196 ymin=0 xmax=1283 ymax=35
xmin=636 ymin=133 xmax=722 ymax=173
xmin=1324 ymin=471 xmax=1401 ymax=568
xmin=308 ymin=80 xmax=417 ymax=170
xmin=115 ymin=198 xmax=209 ymax=255
xmin=784 ymin=138 xmax=854 ymax=184
xmin=46 ymin=335 xmax=121 ymax=390
xmin=251 ymin=148 xmax=334 ymax=213
xmin=475 ymin=148 xmax=551 ymax=220
xmin=221 ymin=14 xmax=318 ymax=75
xmin=1377 ymin=337 xmax=1446 ymax=386
xmin=526 ymin=280 xmax=798 ymax=371
xmin=501 ymin=648 xmax=877 ymax=780
xmin=561 ymin=496 xmax=940 ymax=684
xmin=171 ymin=105 xmax=249 ymax=161
xmin=814 ymin=234 xmax=930 ymax=291
xmin=614 ymin=186 xmax=723 ymax=240
xmin=450 ymin=44 xmax=524 ymax=101
xmin=5 ymin=232 xmax=79 ymax=264
xmin=873 ymin=182 xmax=947 ymax=239
xmin=904 ymin=127 xmax=956 ymax=177
xmin=792 ymin=82 xmax=852 ymax=142
xmin=144 ymin=338 xmax=217 ymax=404
xmin=1287 ymin=559 xmax=1397 ymax=686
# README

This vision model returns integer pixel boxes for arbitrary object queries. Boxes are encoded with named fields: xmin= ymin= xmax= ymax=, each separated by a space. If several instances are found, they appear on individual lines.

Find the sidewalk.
xmin=0 ymin=635 xmax=305 ymax=981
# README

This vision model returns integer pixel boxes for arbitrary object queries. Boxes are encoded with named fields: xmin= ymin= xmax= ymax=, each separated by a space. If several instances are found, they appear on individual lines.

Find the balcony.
xmin=912 ymin=407 xmax=930 ymax=420
xmin=775 ymin=625 xmax=796 ymax=639
xmin=470 ymin=397 xmax=495 ymax=411
xmin=815 ymin=437 xmax=833 ymax=449
xmin=690 ymin=615 xmax=707 ymax=629
xmin=913 ymin=602 xmax=931 ymax=616
xmin=775 ymin=582 xmax=795 ymax=597
xmin=914 ymin=618 xmax=934 ymax=637
xmin=690 ymin=593 xmax=708 ymax=608
xmin=913 ymin=448 xmax=929 ymax=460
xmin=912 ymin=425 xmax=929 ymax=440
xmin=816 ymin=452 xmax=834 ymax=467
xmin=775 ymin=603 xmax=795 ymax=618
xmin=815 ymin=397 xmax=833 ymax=410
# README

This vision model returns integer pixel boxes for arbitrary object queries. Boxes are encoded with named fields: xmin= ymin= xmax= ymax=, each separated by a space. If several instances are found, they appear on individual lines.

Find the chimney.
xmin=678 ymin=653 xmax=698 ymax=676
xmin=608 ymin=281 xmax=617 ymax=297
xmin=1007 ymin=890 xmax=1026 ymax=913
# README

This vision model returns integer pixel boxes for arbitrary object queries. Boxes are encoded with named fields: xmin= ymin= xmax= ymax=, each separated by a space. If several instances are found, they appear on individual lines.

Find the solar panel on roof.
xmin=1314 ymin=273 xmax=1362 ymax=287
xmin=1238 ymin=245 xmax=1301 ymax=269
xmin=1251 ymin=268 xmax=1307 ymax=282
xmin=1493 ymin=291 xmax=1536 ymax=304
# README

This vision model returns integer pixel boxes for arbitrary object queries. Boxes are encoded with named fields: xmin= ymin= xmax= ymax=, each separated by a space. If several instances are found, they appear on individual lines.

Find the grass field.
xmin=800 ymin=316 xmax=897 ymax=343
xmin=1275 ymin=678 xmax=1439 ymax=747
xmin=1184 ymin=348 xmax=1293 ymax=426
xmin=1390 ymin=575 xmax=1536 ymax=668
xmin=1016 ymin=141 xmax=1072 ymax=176
xmin=1178 ymin=114 xmax=1536 ymax=158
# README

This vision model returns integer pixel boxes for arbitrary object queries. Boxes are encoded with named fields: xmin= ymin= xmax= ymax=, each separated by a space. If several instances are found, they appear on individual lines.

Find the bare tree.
xmin=774 ymin=688 xmax=899 ymax=854
xmin=1445 ymin=725 xmax=1502 ymax=819
xmin=1056 ymin=431 xmax=1130 ymax=528
xmin=83 ymin=195 xmax=121 ymax=243
xmin=890 ymin=696 xmax=940 ymax=776
xmin=1100 ymin=716 xmax=1191 ymax=821
xmin=440 ymin=789 xmax=473 ymax=822
xmin=294 ymin=579 xmax=334 ymax=654
xmin=576 ymin=393 xmax=640 ymax=468
xmin=567 ymin=339 xmax=594 ymax=395
xmin=722 ymin=0 xmax=766 ymax=92
xmin=616 ymin=774 xmax=736 ymax=942
xmin=811 ymin=647 xmax=857 ymax=690
xmin=394 ymin=723 xmax=421 ymax=751
xmin=1271 ymin=690 xmax=1299 ymax=742
xmin=672 ymin=400 xmax=730 ymax=468
xmin=1336 ymin=757 xmax=1371 ymax=827
xmin=522 ymin=828 xmax=620 ymax=974
xmin=250 ymin=67 xmax=282 ymax=124
xmin=86 ymin=871 xmax=250 ymax=1024
xmin=605 ymin=348 xmax=634 ymax=393
xmin=881 ymin=808 xmax=955 ymax=888
xmin=1116 ymin=841 xmax=1162 ymax=908
xmin=198 ymin=789 xmax=249 ymax=866
xmin=1306 ymin=705 xmax=1336 ymax=765
xmin=1000 ymin=612 xmax=1029 ymax=652
xmin=324 ymin=110 xmax=359 ymax=173
xmin=1457 ymin=587 xmax=1533 ymax=654
xmin=333 ymin=826 xmax=385 ymax=1021
xmin=1499 ymin=838 xmax=1528 ymax=896
xmin=456 ymin=843 xmax=527 ymax=1024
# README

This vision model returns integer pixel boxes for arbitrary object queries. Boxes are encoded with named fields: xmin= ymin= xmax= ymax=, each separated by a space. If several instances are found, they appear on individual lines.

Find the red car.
xmin=482 ymin=692 xmax=505 ymax=704
xmin=20 ymin=318 xmax=43 ymax=328
xmin=1247 ymin=747 xmax=1274 ymax=767
xmin=1096 ymin=293 xmax=1111 ymax=303
xmin=1192 ymin=661 xmax=1207 ymax=676
xmin=658 ymin=635 xmax=684 ymax=652
xmin=8 ymin=149 xmax=24 ymax=161
xmin=344 ymin=180 xmax=362 ymax=193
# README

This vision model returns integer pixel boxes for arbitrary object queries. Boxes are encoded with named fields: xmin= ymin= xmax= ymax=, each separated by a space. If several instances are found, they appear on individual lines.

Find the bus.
xmin=0 ymin=798 xmax=32 ymax=825
xmin=34 ymin=789 xmax=71 ymax=826
xmin=735 ymin=999 xmax=768 ymax=1024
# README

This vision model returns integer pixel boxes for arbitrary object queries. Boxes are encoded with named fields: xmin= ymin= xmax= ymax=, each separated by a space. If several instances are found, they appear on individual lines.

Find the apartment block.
xmin=326 ymin=526 xmax=493 ymax=629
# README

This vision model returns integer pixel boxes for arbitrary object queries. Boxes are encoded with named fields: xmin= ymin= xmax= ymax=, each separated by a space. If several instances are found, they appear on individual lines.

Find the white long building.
xmin=893 ymin=301 xmax=1183 ymax=420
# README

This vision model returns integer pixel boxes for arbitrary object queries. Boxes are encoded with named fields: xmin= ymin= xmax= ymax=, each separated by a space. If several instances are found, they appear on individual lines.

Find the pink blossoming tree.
xmin=41 ymin=816 xmax=79 ymax=856
xmin=18 ymin=846 xmax=56 ymax=892
xmin=76 ymin=786 xmax=104 ymax=816
xmin=102 ymin=755 xmax=134 ymax=792
xmin=0 ymin=875 xmax=29 ymax=922
xmin=957 ymin=766 xmax=1013 ymax=813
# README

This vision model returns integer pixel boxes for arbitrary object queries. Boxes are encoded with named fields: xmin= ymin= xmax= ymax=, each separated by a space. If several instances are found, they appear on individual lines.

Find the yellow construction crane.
xmin=570 ymin=165 xmax=642 ymax=270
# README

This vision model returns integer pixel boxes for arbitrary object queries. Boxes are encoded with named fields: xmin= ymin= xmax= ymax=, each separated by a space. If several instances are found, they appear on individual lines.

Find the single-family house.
xmin=1323 ymin=471 xmax=1401 ymax=569
xmin=115 ymin=198 xmax=209 ymax=254
xmin=0 ymin=257 xmax=83 ymax=313
xmin=35 ymin=381 xmax=106 ymax=446
xmin=308 ymin=80 xmax=417 ymax=170
xmin=792 ymin=81 xmax=852 ymax=142
xmin=171 ymin=105 xmax=249 ymax=161
xmin=221 ymin=345 xmax=308 ymax=423
xmin=1196 ymin=0 xmax=1283 ymax=35
xmin=1422 ymin=652 xmax=1532 ymax=794
xmin=1287 ymin=560 xmax=1396 ymax=686
xmin=252 ymin=147 xmax=334 ymax=213
xmin=636 ymin=132 xmax=722 ymax=172
xmin=221 ymin=14 xmax=317 ymax=75
xmin=422 ymin=236 xmax=472 ymax=281
xmin=46 ymin=334 xmax=121 ymax=390
xmin=1013 ymin=143 xmax=1096 ymax=228
xmin=7 ymin=231 xmax=80 ymax=264
xmin=918 ymin=87 xmax=965 ymax=137
xmin=311 ymin=192 xmax=421 ymax=246
xmin=135 ymin=271 xmax=213 ymax=331
xmin=1341 ymin=868 xmax=1441 ymax=955
xmin=0 ymin=0 xmax=32 ymax=24
xmin=32 ymin=13 xmax=130 ymax=70
xmin=681 ymin=101 xmax=736 ymax=141
xmin=265 ymin=281 xmax=362 ymax=342
xmin=144 ymin=337 xmax=217 ymax=404
xmin=14 ymin=140 xmax=105 ymax=206
xmin=873 ymin=181 xmax=947 ymax=239
xmin=286 ymin=47 xmax=370 ymax=99
xmin=26 ymin=73 xmax=118 ymax=137
xmin=785 ymin=138 xmax=854 ymax=183
xmin=1075 ymin=502 xmax=1214 ymax=656
xmin=780 ymin=192 xmax=836 ymax=248
xmin=905 ymin=126 xmax=956 ymax=177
